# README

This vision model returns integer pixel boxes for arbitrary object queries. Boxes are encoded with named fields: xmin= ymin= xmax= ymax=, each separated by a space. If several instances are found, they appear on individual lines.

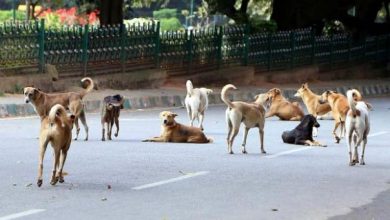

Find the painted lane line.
xmin=121 ymin=118 xmax=160 ymax=121
xmin=132 ymin=171 xmax=209 ymax=190
xmin=265 ymin=148 xmax=311 ymax=159
xmin=0 ymin=209 xmax=45 ymax=220
xmin=368 ymin=131 xmax=388 ymax=137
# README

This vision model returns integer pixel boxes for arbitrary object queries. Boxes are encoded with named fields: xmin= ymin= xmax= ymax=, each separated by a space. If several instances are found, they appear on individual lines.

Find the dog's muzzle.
xmin=314 ymin=123 xmax=320 ymax=128
xmin=25 ymin=98 xmax=30 ymax=104
xmin=163 ymin=119 xmax=167 ymax=124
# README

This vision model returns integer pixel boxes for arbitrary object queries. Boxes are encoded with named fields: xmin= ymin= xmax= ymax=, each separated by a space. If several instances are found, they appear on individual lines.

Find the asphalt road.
xmin=0 ymin=97 xmax=389 ymax=220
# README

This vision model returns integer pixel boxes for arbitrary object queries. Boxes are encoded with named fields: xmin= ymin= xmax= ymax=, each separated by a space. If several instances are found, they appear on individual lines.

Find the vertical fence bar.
xmin=187 ymin=29 xmax=193 ymax=74
xmin=267 ymin=32 xmax=272 ymax=71
xmin=290 ymin=31 xmax=295 ymax=69
xmin=329 ymin=35 xmax=333 ymax=70
xmin=154 ymin=21 xmax=160 ymax=68
xmin=82 ymin=24 xmax=89 ymax=76
xmin=216 ymin=26 xmax=223 ymax=69
xmin=347 ymin=34 xmax=352 ymax=62
xmin=38 ymin=19 xmax=45 ymax=73
xmin=242 ymin=25 xmax=249 ymax=66
xmin=311 ymin=29 xmax=315 ymax=64
xmin=120 ymin=23 xmax=126 ymax=73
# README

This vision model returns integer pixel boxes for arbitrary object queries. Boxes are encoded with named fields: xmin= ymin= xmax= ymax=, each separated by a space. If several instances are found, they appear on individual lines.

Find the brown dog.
xmin=23 ymin=77 xmax=94 ymax=141
xmin=221 ymin=84 xmax=267 ymax=154
xmin=101 ymin=94 xmax=124 ymax=141
xmin=319 ymin=90 xmax=350 ymax=143
xmin=142 ymin=111 xmax=211 ymax=143
xmin=266 ymin=88 xmax=304 ymax=120
xmin=37 ymin=104 xmax=75 ymax=187
xmin=294 ymin=83 xmax=332 ymax=119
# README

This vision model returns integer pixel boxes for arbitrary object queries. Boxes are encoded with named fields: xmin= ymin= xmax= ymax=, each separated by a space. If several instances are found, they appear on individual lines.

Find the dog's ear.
xmin=254 ymin=94 xmax=259 ymax=100
xmin=365 ymin=102 xmax=373 ymax=110
xmin=207 ymin=89 xmax=213 ymax=95
xmin=171 ymin=113 xmax=178 ymax=118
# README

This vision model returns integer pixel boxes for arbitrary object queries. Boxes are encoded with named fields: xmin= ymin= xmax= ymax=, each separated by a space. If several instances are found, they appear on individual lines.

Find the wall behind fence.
xmin=1 ymin=20 xmax=389 ymax=77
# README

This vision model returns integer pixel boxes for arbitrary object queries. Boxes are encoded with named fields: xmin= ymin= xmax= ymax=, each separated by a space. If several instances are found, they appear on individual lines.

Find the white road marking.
xmin=121 ymin=118 xmax=160 ymax=121
xmin=265 ymin=148 xmax=311 ymax=159
xmin=0 ymin=209 xmax=45 ymax=220
xmin=0 ymin=116 xmax=38 ymax=121
xmin=132 ymin=171 xmax=209 ymax=190
xmin=368 ymin=131 xmax=388 ymax=137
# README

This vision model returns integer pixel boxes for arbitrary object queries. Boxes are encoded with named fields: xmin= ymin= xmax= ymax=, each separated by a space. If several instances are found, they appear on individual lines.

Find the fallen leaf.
xmin=271 ymin=208 xmax=278 ymax=212
xmin=101 ymin=197 xmax=107 ymax=201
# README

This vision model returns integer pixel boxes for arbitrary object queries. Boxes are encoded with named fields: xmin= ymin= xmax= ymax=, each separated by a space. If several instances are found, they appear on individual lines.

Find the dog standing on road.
xmin=23 ymin=77 xmax=94 ymax=141
xmin=185 ymin=80 xmax=213 ymax=130
xmin=281 ymin=114 xmax=326 ymax=147
xmin=221 ymin=84 xmax=267 ymax=154
xmin=266 ymin=88 xmax=304 ymax=121
xmin=143 ymin=111 xmax=212 ymax=143
xmin=101 ymin=94 xmax=124 ymax=141
xmin=345 ymin=89 xmax=370 ymax=166
xmin=37 ymin=104 xmax=75 ymax=187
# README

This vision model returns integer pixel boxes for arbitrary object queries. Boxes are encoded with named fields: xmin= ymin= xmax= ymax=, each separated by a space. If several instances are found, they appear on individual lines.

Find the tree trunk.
xmin=99 ymin=0 xmax=123 ymax=25
xmin=25 ymin=0 xmax=31 ymax=21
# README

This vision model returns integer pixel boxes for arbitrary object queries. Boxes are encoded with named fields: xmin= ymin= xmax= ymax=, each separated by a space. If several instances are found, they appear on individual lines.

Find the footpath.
xmin=1 ymin=78 xmax=389 ymax=118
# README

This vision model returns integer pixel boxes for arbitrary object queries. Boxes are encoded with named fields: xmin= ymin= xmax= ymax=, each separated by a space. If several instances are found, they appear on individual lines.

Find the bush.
xmin=0 ymin=10 xmax=25 ymax=22
xmin=153 ymin=8 xmax=177 ymax=19
xmin=250 ymin=16 xmax=277 ymax=33
xmin=159 ymin=17 xmax=182 ymax=31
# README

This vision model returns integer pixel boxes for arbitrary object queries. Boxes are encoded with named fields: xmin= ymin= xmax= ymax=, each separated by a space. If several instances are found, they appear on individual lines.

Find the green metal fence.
xmin=0 ymin=20 xmax=389 ymax=76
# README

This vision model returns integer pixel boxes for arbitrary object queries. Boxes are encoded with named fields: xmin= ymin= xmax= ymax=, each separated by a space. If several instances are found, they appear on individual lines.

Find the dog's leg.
xmin=74 ymin=117 xmax=80 ymax=141
xmin=199 ymin=111 xmax=205 ymax=131
xmin=79 ymin=111 xmax=89 ymax=141
xmin=102 ymin=122 xmax=106 ymax=141
xmin=333 ymin=121 xmax=341 ymax=143
xmin=226 ymin=118 xmax=232 ymax=153
xmin=228 ymin=126 xmax=240 ymax=154
xmin=37 ymin=138 xmax=49 ymax=187
xmin=142 ymin=136 xmax=167 ymax=142
xmin=108 ymin=121 xmax=113 ymax=140
xmin=259 ymin=128 xmax=266 ymax=154
xmin=114 ymin=117 xmax=119 ymax=137
xmin=347 ymin=128 xmax=354 ymax=166
xmin=186 ymin=105 xmax=193 ymax=126
xmin=360 ymin=136 xmax=367 ymax=165
xmin=241 ymin=127 xmax=249 ymax=154
xmin=50 ymin=149 xmax=60 ymax=186
xmin=354 ymin=136 xmax=363 ymax=164
xmin=312 ymin=127 xmax=318 ymax=137
xmin=58 ymin=149 xmax=68 ymax=183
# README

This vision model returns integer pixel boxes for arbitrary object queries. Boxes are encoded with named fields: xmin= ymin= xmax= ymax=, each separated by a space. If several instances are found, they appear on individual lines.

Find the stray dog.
xmin=221 ymin=84 xmax=267 ymax=154
xmin=24 ymin=77 xmax=94 ymax=141
xmin=294 ymin=83 xmax=333 ymax=136
xmin=185 ymin=80 xmax=213 ymax=130
xmin=345 ymin=89 xmax=370 ymax=166
xmin=37 ymin=104 xmax=75 ymax=187
xmin=142 ymin=111 xmax=211 ymax=143
xmin=319 ymin=90 xmax=351 ymax=143
xmin=281 ymin=114 xmax=326 ymax=147
xmin=101 ymin=94 xmax=124 ymax=141
xmin=266 ymin=88 xmax=304 ymax=121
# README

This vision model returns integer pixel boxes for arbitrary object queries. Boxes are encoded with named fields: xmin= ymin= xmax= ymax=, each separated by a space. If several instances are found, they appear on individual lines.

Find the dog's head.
xmin=301 ymin=114 xmax=320 ymax=128
xmin=23 ymin=86 xmax=41 ymax=104
xmin=319 ymin=90 xmax=335 ymax=104
xmin=294 ymin=83 xmax=309 ymax=98
xmin=160 ymin=111 xmax=178 ymax=126
xmin=254 ymin=93 xmax=271 ymax=109
xmin=113 ymin=94 xmax=125 ymax=109
xmin=267 ymin=88 xmax=282 ymax=100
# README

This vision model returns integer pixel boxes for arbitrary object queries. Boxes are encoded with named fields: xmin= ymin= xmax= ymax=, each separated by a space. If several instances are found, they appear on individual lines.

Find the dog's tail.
xmin=347 ymin=89 xmax=361 ymax=117
xmin=80 ymin=77 xmax=94 ymax=98
xmin=221 ymin=84 xmax=237 ymax=108
xmin=48 ymin=104 xmax=69 ymax=127
xmin=186 ymin=80 xmax=194 ymax=97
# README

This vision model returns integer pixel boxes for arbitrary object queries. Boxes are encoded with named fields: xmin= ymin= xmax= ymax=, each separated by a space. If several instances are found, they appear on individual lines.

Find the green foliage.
xmin=160 ymin=17 xmax=182 ymax=31
xmin=250 ymin=17 xmax=277 ymax=32
xmin=0 ymin=10 xmax=25 ymax=22
xmin=153 ymin=8 xmax=177 ymax=19
xmin=322 ymin=20 xmax=346 ymax=37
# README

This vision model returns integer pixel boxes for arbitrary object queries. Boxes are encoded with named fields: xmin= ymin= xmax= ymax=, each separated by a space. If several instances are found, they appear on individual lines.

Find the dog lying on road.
xmin=101 ymin=94 xmax=124 ymax=141
xmin=142 ymin=111 xmax=212 ymax=143
xmin=345 ymin=89 xmax=370 ymax=166
xmin=185 ymin=80 xmax=213 ymax=130
xmin=282 ymin=114 xmax=326 ymax=147
xmin=23 ymin=77 xmax=94 ymax=141
xmin=37 ymin=104 xmax=75 ymax=187
xmin=266 ymin=88 xmax=304 ymax=121
xmin=221 ymin=84 xmax=267 ymax=154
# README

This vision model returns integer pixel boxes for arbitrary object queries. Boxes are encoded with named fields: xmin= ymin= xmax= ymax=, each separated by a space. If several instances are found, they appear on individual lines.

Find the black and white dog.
xmin=282 ymin=114 xmax=327 ymax=147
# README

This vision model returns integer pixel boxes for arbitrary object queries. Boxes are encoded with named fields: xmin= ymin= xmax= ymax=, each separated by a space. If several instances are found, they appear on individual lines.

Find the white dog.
xmin=184 ymin=80 xmax=213 ymax=130
xmin=345 ymin=89 xmax=371 ymax=166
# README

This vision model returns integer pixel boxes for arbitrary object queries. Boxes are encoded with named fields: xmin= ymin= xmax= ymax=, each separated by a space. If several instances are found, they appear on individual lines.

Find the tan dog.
xmin=266 ymin=88 xmax=304 ymax=121
xmin=221 ymin=84 xmax=267 ymax=154
xmin=294 ymin=83 xmax=332 ymax=119
xmin=101 ymin=94 xmax=125 ymax=141
xmin=37 ymin=104 xmax=75 ymax=187
xmin=142 ymin=111 xmax=211 ymax=143
xmin=319 ymin=90 xmax=350 ymax=143
xmin=23 ymin=77 xmax=94 ymax=141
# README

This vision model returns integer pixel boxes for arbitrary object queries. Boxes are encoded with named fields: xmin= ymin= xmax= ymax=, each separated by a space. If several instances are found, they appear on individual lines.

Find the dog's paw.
xmin=37 ymin=179 xmax=43 ymax=187
xmin=335 ymin=137 xmax=340 ymax=143
xmin=114 ymin=133 xmax=118 ymax=137
xmin=74 ymin=137 xmax=78 ymax=141
xmin=229 ymin=151 xmax=234 ymax=154
xmin=101 ymin=138 xmax=105 ymax=141
xmin=50 ymin=177 xmax=59 ymax=186
xmin=349 ymin=161 xmax=356 ymax=166
xmin=142 ymin=139 xmax=151 ymax=142
xmin=59 ymin=176 xmax=65 ymax=183
xmin=242 ymin=150 xmax=247 ymax=154
xmin=360 ymin=161 xmax=365 ymax=165
xmin=261 ymin=150 xmax=267 ymax=154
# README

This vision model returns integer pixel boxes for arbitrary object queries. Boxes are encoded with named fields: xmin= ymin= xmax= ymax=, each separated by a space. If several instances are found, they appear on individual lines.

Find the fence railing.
xmin=0 ymin=20 xmax=389 ymax=76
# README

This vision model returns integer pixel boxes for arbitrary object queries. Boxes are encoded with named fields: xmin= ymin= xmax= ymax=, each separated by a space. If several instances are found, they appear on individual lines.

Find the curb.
xmin=1 ymin=83 xmax=389 ymax=118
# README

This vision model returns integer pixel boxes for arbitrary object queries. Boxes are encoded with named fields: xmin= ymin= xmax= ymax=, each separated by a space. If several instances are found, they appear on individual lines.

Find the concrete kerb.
xmin=1 ymin=83 xmax=389 ymax=118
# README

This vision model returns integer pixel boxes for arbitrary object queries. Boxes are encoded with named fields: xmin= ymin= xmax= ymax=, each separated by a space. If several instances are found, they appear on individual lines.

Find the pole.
xmin=190 ymin=0 xmax=194 ymax=27
xmin=12 ymin=0 xmax=16 ymax=21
